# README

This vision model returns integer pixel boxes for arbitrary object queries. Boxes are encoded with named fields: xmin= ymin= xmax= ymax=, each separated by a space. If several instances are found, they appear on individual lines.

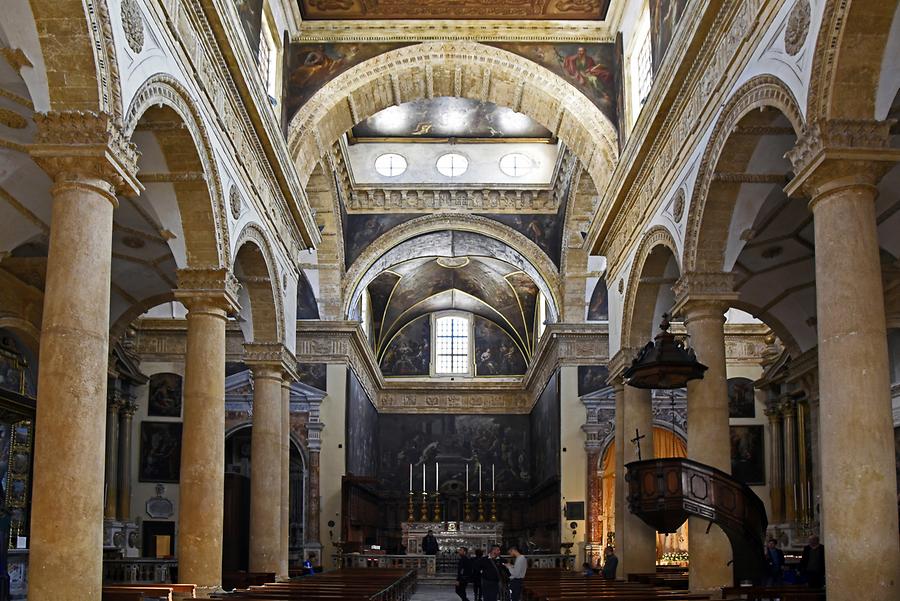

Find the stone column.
xmin=117 ymin=398 xmax=138 ymax=520
xmin=673 ymin=282 xmax=735 ymax=595
xmin=621 ymin=385 xmax=656 ymax=576
xmin=104 ymin=387 xmax=123 ymax=520
xmin=611 ymin=380 xmax=626 ymax=566
xmin=281 ymin=379 xmax=292 ymax=580
xmin=175 ymin=269 xmax=240 ymax=595
xmin=28 ymin=112 xmax=140 ymax=601
xmin=584 ymin=446 xmax=602 ymax=546
xmin=781 ymin=397 xmax=798 ymax=523
xmin=786 ymin=120 xmax=900 ymax=601
xmin=305 ymin=397 xmax=324 ymax=556
xmin=764 ymin=402 xmax=785 ymax=523
xmin=245 ymin=343 xmax=291 ymax=575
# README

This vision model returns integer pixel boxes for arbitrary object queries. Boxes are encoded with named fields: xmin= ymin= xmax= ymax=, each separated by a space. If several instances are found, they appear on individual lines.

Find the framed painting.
xmin=139 ymin=422 xmax=183 ymax=483
xmin=727 ymin=377 xmax=755 ymax=418
xmin=148 ymin=373 xmax=182 ymax=418
xmin=730 ymin=425 xmax=765 ymax=485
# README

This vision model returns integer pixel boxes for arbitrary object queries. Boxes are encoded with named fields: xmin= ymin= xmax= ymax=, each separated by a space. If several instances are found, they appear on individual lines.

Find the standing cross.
xmin=631 ymin=428 xmax=647 ymax=461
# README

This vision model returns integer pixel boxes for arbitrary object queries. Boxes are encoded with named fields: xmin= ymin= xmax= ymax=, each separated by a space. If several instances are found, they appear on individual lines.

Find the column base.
xmin=193 ymin=586 xmax=226 ymax=599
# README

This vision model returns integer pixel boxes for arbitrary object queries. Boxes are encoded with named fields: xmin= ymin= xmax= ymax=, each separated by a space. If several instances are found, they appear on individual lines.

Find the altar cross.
xmin=631 ymin=428 xmax=646 ymax=461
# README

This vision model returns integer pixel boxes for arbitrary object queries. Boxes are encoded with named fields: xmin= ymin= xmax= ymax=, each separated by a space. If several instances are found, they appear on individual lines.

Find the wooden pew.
xmin=103 ymin=584 xmax=197 ymax=600
xmin=102 ymin=592 xmax=147 ymax=601
xmin=222 ymin=572 xmax=277 ymax=590
xmin=721 ymin=585 xmax=826 ymax=601
xmin=523 ymin=568 xmax=709 ymax=601
xmin=212 ymin=568 xmax=415 ymax=601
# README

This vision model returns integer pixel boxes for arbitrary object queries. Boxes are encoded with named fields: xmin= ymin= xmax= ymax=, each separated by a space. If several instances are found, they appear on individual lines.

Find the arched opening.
xmin=223 ymin=424 xmax=307 ymax=573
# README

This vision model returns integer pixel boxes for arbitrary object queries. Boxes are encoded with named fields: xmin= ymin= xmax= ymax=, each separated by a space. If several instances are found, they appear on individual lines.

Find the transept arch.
xmin=683 ymin=75 xmax=804 ymax=275
xmin=233 ymin=223 xmax=285 ymax=345
xmin=620 ymin=226 xmax=680 ymax=350
xmin=342 ymin=213 xmax=562 ymax=322
xmin=124 ymin=75 xmax=230 ymax=269
xmin=286 ymin=41 xmax=618 ymax=196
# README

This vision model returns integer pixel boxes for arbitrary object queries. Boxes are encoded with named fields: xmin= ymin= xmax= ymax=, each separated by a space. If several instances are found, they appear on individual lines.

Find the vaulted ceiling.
xmin=297 ymin=0 xmax=611 ymax=21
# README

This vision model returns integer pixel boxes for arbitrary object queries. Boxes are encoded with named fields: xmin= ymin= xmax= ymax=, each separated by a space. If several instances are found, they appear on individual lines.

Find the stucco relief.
xmin=784 ymin=0 xmax=811 ymax=56
xmin=120 ymin=0 xmax=145 ymax=54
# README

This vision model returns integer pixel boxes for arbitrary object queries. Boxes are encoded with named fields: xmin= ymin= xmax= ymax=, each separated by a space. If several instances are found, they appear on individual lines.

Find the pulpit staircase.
xmin=625 ymin=457 xmax=768 ymax=585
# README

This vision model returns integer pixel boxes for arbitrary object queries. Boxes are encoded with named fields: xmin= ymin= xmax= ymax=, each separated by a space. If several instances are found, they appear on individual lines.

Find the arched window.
xmin=433 ymin=313 xmax=472 ymax=375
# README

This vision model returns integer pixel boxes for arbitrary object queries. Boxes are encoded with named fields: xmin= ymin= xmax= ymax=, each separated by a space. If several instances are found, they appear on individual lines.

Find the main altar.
xmin=402 ymin=521 xmax=504 ymax=555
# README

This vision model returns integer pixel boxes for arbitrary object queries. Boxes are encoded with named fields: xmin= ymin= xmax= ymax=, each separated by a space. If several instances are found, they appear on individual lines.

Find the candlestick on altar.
xmin=420 ymin=491 xmax=429 ymax=522
xmin=409 ymin=464 xmax=412 ymax=492
xmin=436 ymin=462 xmax=439 ymax=492
xmin=466 ymin=464 xmax=469 ymax=492
xmin=479 ymin=464 xmax=482 ymax=492
xmin=433 ymin=492 xmax=442 ymax=522
xmin=490 ymin=492 xmax=497 ymax=522
xmin=422 ymin=463 xmax=426 ymax=492
xmin=464 ymin=492 xmax=473 ymax=522
xmin=477 ymin=493 xmax=485 ymax=522
xmin=492 ymin=464 xmax=495 ymax=492
xmin=407 ymin=492 xmax=414 ymax=522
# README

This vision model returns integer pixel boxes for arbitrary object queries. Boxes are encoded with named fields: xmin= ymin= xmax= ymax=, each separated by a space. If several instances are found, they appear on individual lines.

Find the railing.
xmin=370 ymin=569 xmax=418 ymax=601
xmin=103 ymin=558 xmax=177 ymax=584
xmin=335 ymin=554 xmax=436 ymax=576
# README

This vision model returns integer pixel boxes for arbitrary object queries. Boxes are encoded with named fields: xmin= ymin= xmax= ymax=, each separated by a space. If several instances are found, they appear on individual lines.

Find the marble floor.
xmin=411 ymin=584 xmax=465 ymax=600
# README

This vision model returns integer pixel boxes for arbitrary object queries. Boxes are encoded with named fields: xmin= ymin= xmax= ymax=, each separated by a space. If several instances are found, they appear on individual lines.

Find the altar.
xmin=402 ymin=521 xmax=504 ymax=554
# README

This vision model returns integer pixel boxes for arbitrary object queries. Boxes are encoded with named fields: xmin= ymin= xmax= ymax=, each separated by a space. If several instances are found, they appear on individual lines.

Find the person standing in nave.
xmin=475 ymin=544 xmax=508 ymax=601
xmin=422 ymin=528 xmax=439 ymax=555
xmin=764 ymin=538 xmax=785 ymax=586
xmin=799 ymin=535 xmax=825 ymax=588
xmin=601 ymin=546 xmax=618 ymax=580
xmin=504 ymin=545 xmax=527 ymax=601
xmin=471 ymin=548 xmax=484 ymax=601
xmin=455 ymin=546 xmax=473 ymax=601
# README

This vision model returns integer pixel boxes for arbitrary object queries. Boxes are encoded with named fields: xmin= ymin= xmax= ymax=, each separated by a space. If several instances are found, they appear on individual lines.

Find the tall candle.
xmin=479 ymin=464 xmax=482 ymax=492
xmin=423 ymin=463 xmax=426 ymax=492
xmin=409 ymin=464 xmax=413 ymax=492
xmin=492 ymin=464 xmax=495 ymax=492
xmin=436 ymin=463 xmax=439 ymax=492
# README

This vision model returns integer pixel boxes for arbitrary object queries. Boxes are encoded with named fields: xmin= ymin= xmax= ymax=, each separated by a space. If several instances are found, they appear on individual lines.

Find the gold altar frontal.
xmin=402 ymin=522 xmax=504 ymax=554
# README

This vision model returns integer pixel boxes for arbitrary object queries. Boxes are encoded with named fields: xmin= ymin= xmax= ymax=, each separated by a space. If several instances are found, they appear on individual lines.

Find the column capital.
xmin=119 ymin=399 xmax=139 ymax=418
xmin=243 ymin=342 xmax=297 ymax=376
xmin=672 ymin=271 xmax=738 ymax=319
xmin=175 ymin=267 xmax=241 ymax=314
xmin=608 ymin=347 xmax=637 ymax=383
xmin=30 ymin=111 xmax=142 ymax=199
xmin=784 ymin=118 xmax=900 ymax=204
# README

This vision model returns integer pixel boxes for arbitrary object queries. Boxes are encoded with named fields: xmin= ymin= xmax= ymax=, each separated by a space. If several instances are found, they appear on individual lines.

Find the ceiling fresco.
xmin=368 ymin=256 xmax=539 ymax=364
xmin=297 ymin=0 xmax=610 ymax=21
xmin=350 ymin=98 xmax=553 ymax=141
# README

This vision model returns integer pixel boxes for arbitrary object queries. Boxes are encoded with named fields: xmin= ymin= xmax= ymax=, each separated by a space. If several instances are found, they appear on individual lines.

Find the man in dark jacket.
xmin=422 ymin=529 xmax=439 ymax=555
xmin=471 ymin=548 xmax=484 ymax=601
xmin=764 ymin=538 xmax=785 ymax=585
xmin=799 ymin=535 xmax=825 ymax=588
xmin=601 ymin=546 xmax=618 ymax=580
xmin=455 ymin=547 xmax=473 ymax=601
xmin=474 ymin=544 xmax=508 ymax=601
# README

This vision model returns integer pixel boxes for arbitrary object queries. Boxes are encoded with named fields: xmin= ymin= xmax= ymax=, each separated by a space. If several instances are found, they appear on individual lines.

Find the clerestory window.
xmin=433 ymin=313 xmax=472 ymax=376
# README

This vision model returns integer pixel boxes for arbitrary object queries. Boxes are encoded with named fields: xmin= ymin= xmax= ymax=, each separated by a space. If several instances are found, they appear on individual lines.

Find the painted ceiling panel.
xmin=297 ymin=0 xmax=610 ymax=21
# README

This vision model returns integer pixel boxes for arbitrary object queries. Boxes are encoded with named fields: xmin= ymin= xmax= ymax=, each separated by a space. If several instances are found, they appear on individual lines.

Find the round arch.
xmin=124 ymin=74 xmax=230 ymax=269
xmin=225 ymin=422 xmax=308 ymax=460
xmin=233 ymin=222 xmax=285 ymax=345
xmin=683 ymin=75 xmax=804 ymax=275
xmin=342 ymin=214 xmax=562 ymax=321
xmin=808 ymin=0 xmax=900 ymax=121
xmin=287 ymin=41 xmax=618 ymax=194
xmin=620 ymin=226 xmax=680 ymax=350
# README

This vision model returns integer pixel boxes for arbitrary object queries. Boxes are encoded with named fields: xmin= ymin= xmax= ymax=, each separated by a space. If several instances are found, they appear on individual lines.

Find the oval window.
xmin=436 ymin=153 xmax=469 ymax=177
xmin=499 ymin=153 xmax=534 ymax=177
xmin=374 ymin=153 xmax=407 ymax=177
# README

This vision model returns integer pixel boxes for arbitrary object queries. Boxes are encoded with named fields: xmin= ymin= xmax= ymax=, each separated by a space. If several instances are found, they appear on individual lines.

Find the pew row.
xmin=211 ymin=568 xmax=416 ymax=601
xmin=523 ymin=568 xmax=709 ymax=601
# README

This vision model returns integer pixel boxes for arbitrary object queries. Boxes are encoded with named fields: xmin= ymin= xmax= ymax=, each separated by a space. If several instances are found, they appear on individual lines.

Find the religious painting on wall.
xmin=587 ymin=278 xmax=609 ymax=321
xmin=482 ymin=213 xmax=563 ymax=266
xmin=531 ymin=372 xmax=561 ymax=487
xmin=578 ymin=365 xmax=610 ymax=397
xmin=380 ymin=315 xmax=430 ymax=376
xmin=378 ymin=413 xmax=532 ymax=493
xmin=148 ymin=373 xmax=182 ymax=418
xmin=489 ymin=43 xmax=619 ymax=130
xmin=649 ymin=0 xmax=688 ymax=73
xmin=351 ymin=97 xmax=554 ymax=140
xmin=346 ymin=372 xmax=378 ymax=478
xmin=894 ymin=427 xmax=900 ymax=495
xmin=474 ymin=316 xmax=527 ymax=376
xmin=727 ymin=377 xmax=756 ymax=418
xmin=297 ymin=363 xmax=327 ymax=391
xmin=139 ymin=422 xmax=183 ymax=483
xmin=284 ymin=43 xmax=414 ymax=124
xmin=344 ymin=213 xmax=418 ymax=268
xmin=730 ymin=425 xmax=765 ymax=485
xmin=236 ymin=0 xmax=264 ymax=59
xmin=297 ymin=272 xmax=320 ymax=319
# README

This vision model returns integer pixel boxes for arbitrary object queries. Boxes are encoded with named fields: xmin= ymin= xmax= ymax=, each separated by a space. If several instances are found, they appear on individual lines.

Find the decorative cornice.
xmin=295 ymin=20 xmax=616 ymax=43
xmin=784 ymin=119 xmax=900 ymax=200
xmin=243 ymin=342 xmax=296 ymax=373
xmin=174 ymin=267 xmax=241 ymax=313
xmin=30 ymin=112 xmax=142 ymax=196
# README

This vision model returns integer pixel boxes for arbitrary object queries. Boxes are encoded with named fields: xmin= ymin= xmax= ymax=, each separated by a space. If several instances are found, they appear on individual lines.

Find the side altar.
xmin=403 ymin=521 xmax=503 ymax=554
